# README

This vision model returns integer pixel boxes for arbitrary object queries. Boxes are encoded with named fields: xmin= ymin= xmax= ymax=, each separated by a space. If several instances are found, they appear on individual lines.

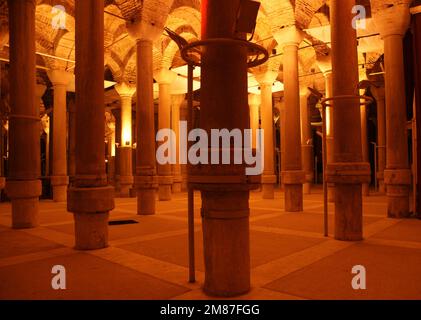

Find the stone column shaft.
xmin=192 ymin=0 xmax=254 ymax=296
xmin=360 ymin=89 xmax=369 ymax=196
xmin=373 ymin=3 xmax=411 ymax=217
xmin=171 ymin=94 xmax=185 ymax=193
xmin=48 ymin=70 xmax=72 ymax=202
xmin=115 ymin=84 xmax=135 ymax=197
xmin=68 ymin=0 xmax=114 ymax=250
xmin=276 ymin=27 xmax=305 ymax=212
xmin=372 ymin=87 xmax=386 ymax=193
xmin=327 ymin=0 xmax=370 ymax=241
xmin=300 ymin=90 xmax=313 ymax=194
xmin=134 ymin=39 xmax=157 ymax=215
xmin=6 ymin=0 xmax=41 ymax=228
xmin=155 ymin=69 xmax=176 ymax=201
xmin=259 ymin=81 xmax=276 ymax=199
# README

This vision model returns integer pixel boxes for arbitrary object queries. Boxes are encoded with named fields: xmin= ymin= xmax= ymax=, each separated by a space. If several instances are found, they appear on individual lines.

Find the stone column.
xmin=279 ymin=99 xmax=286 ymax=188
xmin=300 ymin=87 xmax=313 ymax=194
xmin=255 ymin=71 xmax=278 ymax=199
xmin=275 ymin=26 xmax=305 ymax=212
xmin=114 ymin=83 xmax=135 ymax=197
xmin=111 ymin=109 xmax=121 ymax=194
xmin=127 ymin=23 xmax=161 ymax=215
xmin=154 ymin=68 xmax=176 ymax=200
xmin=373 ymin=2 xmax=411 ymax=218
xmin=68 ymin=97 xmax=76 ymax=184
xmin=327 ymin=0 xmax=370 ymax=241
xmin=48 ymin=70 xmax=72 ymax=202
xmin=317 ymin=55 xmax=335 ymax=202
xmin=171 ymin=94 xmax=185 ymax=193
xmin=192 ymin=0 xmax=256 ymax=296
xmin=6 ymin=0 xmax=41 ymax=228
xmin=68 ymin=0 xmax=114 ymax=250
xmin=371 ymin=86 xmax=386 ymax=193
xmin=248 ymin=94 xmax=260 ymax=149
xmin=360 ymin=88 xmax=370 ymax=196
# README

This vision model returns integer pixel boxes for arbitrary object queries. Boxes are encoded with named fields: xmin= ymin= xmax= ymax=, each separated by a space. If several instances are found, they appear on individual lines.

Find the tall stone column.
xmin=154 ymin=68 xmax=176 ymax=200
xmin=171 ymin=94 xmax=185 ymax=193
xmin=68 ymin=0 xmax=114 ymax=250
xmin=279 ymin=99 xmax=286 ymax=188
xmin=371 ymin=86 xmax=386 ymax=193
xmin=192 ymin=0 xmax=255 ymax=296
xmin=327 ymin=0 xmax=370 ymax=241
xmin=68 ymin=97 xmax=76 ymax=184
xmin=360 ymin=88 xmax=370 ymax=196
xmin=373 ymin=2 xmax=411 ymax=218
xmin=114 ymin=83 xmax=135 ymax=197
xmin=248 ymin=94 xmax=260 ymax=149
xmin=6 ymin=0 xmax=41 ymax=228
xmin=48 ymin=70 xmax=72 ymax=202
xmin=255 ymin=71 xmax=277 ymax=199
xmin=275 ymin=26 xmax=305 ymax=212
xmin=300 ymin=87 xmax=313 ymax=194
xmin=317 ymin=55 xmax=335 ymax=202
xmin=111 ymin=109 xmax=121 ymax=194
xmin=126 ymin=23 xmax=161 ymax=215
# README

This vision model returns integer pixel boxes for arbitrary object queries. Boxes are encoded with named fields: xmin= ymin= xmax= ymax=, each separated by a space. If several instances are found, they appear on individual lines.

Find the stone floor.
xmin=1 ymin=186 xmax=421 ymax=300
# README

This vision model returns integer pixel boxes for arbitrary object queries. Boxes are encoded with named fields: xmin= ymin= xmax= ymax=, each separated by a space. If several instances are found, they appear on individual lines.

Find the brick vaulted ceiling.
xmin=0 ymin=0 xmax=410 ymax=91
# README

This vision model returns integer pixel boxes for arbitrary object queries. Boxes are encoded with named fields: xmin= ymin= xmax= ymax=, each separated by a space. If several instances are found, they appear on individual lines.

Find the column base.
xmin=158 ymin=175 xmax=173 ymax=201
xmin=73 ymin=212 xmax=109 ymax=250
xmin=67 ymin=185 xmax=114 ymax=250
xmin=362 ymin=183 xmax=369 ymax=197
xmin=51 ymin=176 xmax=69 ymax=202
xmin=137 ymin=189 xmax=156 ymax=215
xmin=328 ymin=184 xmax=335 ymax=203
xmin=334 ymin=184 xmax=363 ymax=241
xmin=6 ymin=180 xmax=41 ymax=229
xmin=282 ymin=171 xmax=305 ymax=212
xmin=326 ymin=162 xmax=370 ymax=241
xmin=201 ymin=191 xmax=250 ymax=297
xmin=385 ymin=169 xmax=411 ymax=218
xmin=378 ymin=180 xmax=385 ymax=194
xmin=119 ymin=175 xmax=134 ymax=198
xmin=172 ymin=182 xmax=182 ymax=193
xmin=53 ymin=185 xmax=67 ymax=202
xmin=261 ymin=175 xmax=276 ymax=199
xmin=303 ymin=183 xmax=311 ymax=195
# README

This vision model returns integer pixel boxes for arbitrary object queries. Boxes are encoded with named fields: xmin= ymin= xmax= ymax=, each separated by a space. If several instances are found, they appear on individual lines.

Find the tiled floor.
xmin=0 ymin=186 xmax=420 ymax=300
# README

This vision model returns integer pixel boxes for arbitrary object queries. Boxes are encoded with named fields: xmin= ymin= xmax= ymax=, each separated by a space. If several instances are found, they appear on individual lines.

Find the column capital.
xmin=253 ymin=70 xmax=278 ymax=86
xmin=126 ymin=20 xmax=163 ymax=42
xmin=273 ymin=25 xmax=304 ymax=48
xmin=299 ymin=85 xmax=311 ymax=98
xmin=248 ymin=93 xmax=260 ymax=107
xmin=316 ymin=54 xmax=332 ymax=76
xmin=35 ymin=84 xmax=47 ymax=100
xmin=47 ymin=69 xmax=73 ymax=86
xmin=114 ymin=82 xmax=136 ymax=98
xmin=372 ymin=2 xmax=411 ymax=38
xmin=154 ymin=68 xmax=177 ymax=85
xmin=371 ymin=86 xmax=385 ymax=101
